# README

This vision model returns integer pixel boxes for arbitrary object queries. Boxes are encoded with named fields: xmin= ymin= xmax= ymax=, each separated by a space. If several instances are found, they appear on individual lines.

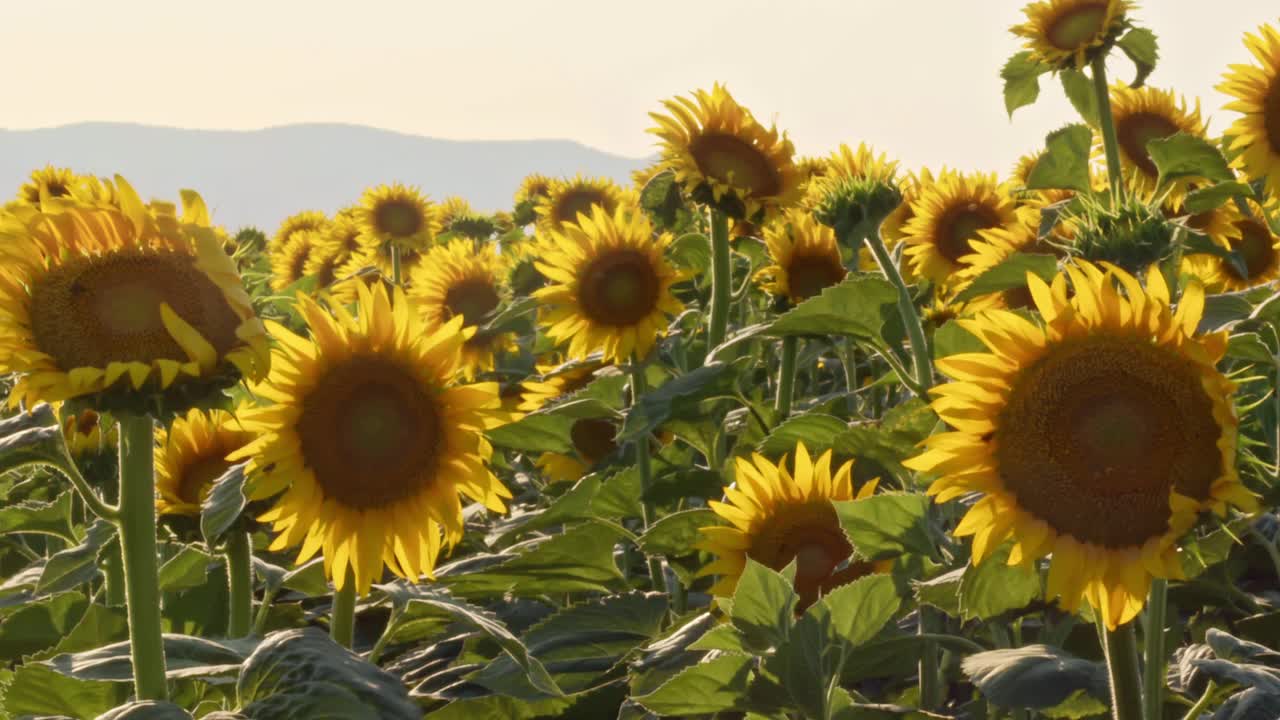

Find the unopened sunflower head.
xmin=0 ymin=177 xmax=269 ymax=416
xmin=1067 ymin=192 xmax=1176 ymax=273
xmin=649 ymin=83 xmax=802 ymax=223
xmin=807 ymin=144 xmax=903 ymax=241
xmin=1218 ymin=21 xmax=1280 ymax=199
xmin=1011 ymin=0 xmax=1134 ymax=71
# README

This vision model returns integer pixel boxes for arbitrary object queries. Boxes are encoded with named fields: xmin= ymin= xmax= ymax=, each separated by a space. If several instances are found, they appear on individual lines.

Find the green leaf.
xmin=914 ymin=568 xmax=965 ymax=616
xmin=638 ymin=508 xmax=716 ymax=557
xmin=767 ymin=275 xmax=903 ymax=346
xmin=94 ymin=700 xmax=194 ymax=720
xmin=757 ymin=413 xmax=848 ymax=457
xmin=632 ymin=653 xmax=754 ymax=716
xmin=0 ymin=591 xmax=87 ymax=662
xmin=639 ymin=169 xmax=686 ymax=233
xmin=1116 ymin=27 xmax=1159 ymax=88
xmin=820 ymin=574 xmax=901 ymax=648
xmin=158 ymin=546 xmax=217 ymax=592
xmin=0 ymin=491 xmax=74 ymax=540
xmin=1001 ymin=51 xmax=1051 ymax=117
xmin=487 ymin=412 xmax=574 ymax=454
xmin=45 ymin=634 xmax=253 ymax=683
xmin=1227 ymin=332 xmax=1272 ymax=363
xmin=1026 ymin=124 xmax=1093 ymax=193
xmin=1202 ymin=291 xmax=1256 ymax=332
xmin=953 ymin=253 xmax=1059 ymax=304
xmin=243 ymin=681 xmax=382 ymax=720
xmin=1 ymin=663 xmax=128 ymax=720
xmin=688 ymin=623 xmax=752 ymax=654
xmin=32 ymin=602 xmax=129 ymax=661
xmin=962 ymin=645 xmax=1108 ymax=710
xmin=1148 ymin=133 xmax=1234 ymax=190
xmin=501 ymin=467 xmax=641 ymax=541
xmin=729 ymin=558 xmax=797 ymax=651
xmin=1183 ymin=231 xmax=1249 ymax=279
xmin=932 ymin=321 xmax=986 ymax=360
xmin=0 ymin=423 xmax=70 ymax=478
xmin=39 ymin=519 xmax=116 ymax=594
xmin=669 ymin=232 xmax=711 ymax=275
xmin=440 ymin=521 xmax=625 ymax=597
xmin=200 ymin=462 xmax=247 ymax=545
xmin=618 ymin=361 xmax=741 ymax=444
xmin=1184 ymin=181 xmax=1254 ymax=214
xmin=834 ymin=493 xmax=934 ymax=560
xmin=958 ymin=543 xmax=1042 ymax=620
xmin=1059 ymin=69 xmax=1099 ymax=125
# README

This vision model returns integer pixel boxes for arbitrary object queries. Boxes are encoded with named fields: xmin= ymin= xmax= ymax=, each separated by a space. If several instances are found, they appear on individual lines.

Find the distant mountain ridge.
xmin=0 ymin=122 xmax=650 ymax=231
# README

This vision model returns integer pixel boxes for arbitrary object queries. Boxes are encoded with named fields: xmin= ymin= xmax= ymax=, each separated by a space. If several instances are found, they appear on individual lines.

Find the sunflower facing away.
xmin=270 ymin=210 xmax=329 ymax=254
xmin=649 ymin=84 xmax=802 ymax=222
xmin=901 ymin=171 xmax=1022 ymax=285
xmin=1219 ymin=22 xmax=1280 ymax=199
xmin=1011 ymin=0 xmax=1133 ymax=70
xmin=156 ymin=407 xmax=255 ymax=516
xmin=695 ymin=444 xmax=881 ymax=609
xmin=1102 ymin=84 xmax=1207 ymax=199
xmin=356 ymin=183 xmax=439 ymax=252
xmin=409 ymin=239 xmax=514 ymax=378
xmin=0 ymin=177 xmax=269 ymax=410
xmin=755 ymin=210 xmax=848 ymax=304
xmin=16 ymin=166 xmax=81 ymax=207
xmin=904 ymin=261 xmax=1257 ymax=629
xmin=317 ymin=208 xmax=368 ymax=263
xmin=1183 ymin=201 xmax=1280 ymax=292
xmin=231 ymin=283 xmax=511 ymax=594
xmin=270 ymin=232 xmax=316 ymax=292
xmin=535 ymin=176 xmax=634 ymax=234
xmin=534 ymin=205 xmax=683 ymax=363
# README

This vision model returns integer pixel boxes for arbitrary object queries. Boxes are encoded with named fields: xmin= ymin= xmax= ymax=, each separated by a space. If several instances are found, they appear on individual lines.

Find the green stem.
xmin=1100 ymin=619 xmax=1144 ymax=720
xmin=104 ymin=541 xmax=125 ymax=606
xmin=116 ymin=414 xmax=168 ymax=701
xmin=630 ymin=360 xmax=666 ymax=590
xmin=842 ymin=341 xmax=860 ymax=415
xmin=1091 ymin=54 xmax=1125 ymax=205
xmin=1179 ymin=681 xmax=1216 ymax=720
xmin=918 ymin=606 xmax=943 ymax=710
xmin=330 ymin=570 xmax=357 ymax=649
xmin=225 ymin=531 xmax=253 ymax=637
xmin=775 ymin=336 xmax=798 ymax=417
xmin=390 ymin=244 xmax=403 ymax=286
xmin=252 ymin=588 xmax=278 ymax=636
xmin=706 ymin=209 xmax=732 ymax=353
xmin=1142 ymin=579 xmax=1168 ymax=720
xmin=368 ymin=609 xmax=400 ymax=665
xmin=858 ymin=227 xmax=932 ymax=393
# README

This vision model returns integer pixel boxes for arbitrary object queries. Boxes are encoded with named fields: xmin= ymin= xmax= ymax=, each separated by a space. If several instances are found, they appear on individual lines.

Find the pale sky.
xmin=2 ymin=1 xmax=1276 ymax=173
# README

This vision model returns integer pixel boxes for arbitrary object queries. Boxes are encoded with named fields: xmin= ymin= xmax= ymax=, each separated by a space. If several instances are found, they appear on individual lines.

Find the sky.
xmin=2 ymin=1 xmax=1277 ymax=173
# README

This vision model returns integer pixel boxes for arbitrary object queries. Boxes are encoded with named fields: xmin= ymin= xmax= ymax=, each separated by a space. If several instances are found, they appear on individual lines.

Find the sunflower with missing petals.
xmin=357 ymin=183 xmax=439 ymax=252
xmin=0 ymin=177 xmax=269 ymax=412
xmin=156 ymin=407 xmax=255 ymax=516
xmin=16 ymin=166 xmax=81 ymax=207
xmin=905 ymin=261 xmax=1257 ymax=629
xmin=1011 ymin=0 xmax=1133 ymax=70
xmin=695 ymin=444 xmax=881 ymax=609
xmin=1183 ymin=201 xmax=1280 ymax=292
xmin=271 ymin=210 xmax=329 ymax=254
xmin=755 ymin=210 xmax=848 ymax=304
xmin=649 ymin=84 xmax=802 ymax=223
xmin=409 ymin=239 xmax=514 ymax=378
xmin=901 ymin=171 xmax=1022 ymax=286
xmin=231 ymin=283 xmax=511 ymax=594
xmin=1100 ymin=84 xmax=1207 ymax=200
xmin=270 ymin=232 xmax=316 ymax=292
xmin=1219 ymin=22 xmax=1280 ymax=199
xmin=535 ymin=176 xmax=634 ymax=234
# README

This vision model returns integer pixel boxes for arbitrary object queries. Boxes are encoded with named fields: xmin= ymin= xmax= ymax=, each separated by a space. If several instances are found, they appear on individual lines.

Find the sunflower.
xmin=502 ymin=237 xmax=546 ymax=296
xmin=755 ymin=210 xmax=848 ymax=304
xmin=409 ymin=239 xmax=514 ymax=378
xmin=517 ymin=359 xmax=607 ymax=414
xmin=695 ymin=444 xmax=881 ymax=609
xmin=0 ymin=177 xmax=269 ymax=411
xmin=231 ymin=283 xmax=511 ymax=595
xmin=356 ymin=183 xmax=439 ymax=252
xmin=535 ymin=176 xmax=634 ymax=234
xmin=1100 ymin=84 xmax=1207 ymax=199
xmin=901 ymin=171 xmax=1022 ymax=285
xmin=327 ymin=248 xmax=384 ymax=307
xmin=271 ymin=210 xmax=329 ymax=254
xmin=881 ymin=167 xmax=935 ymax=248
xmin=805 ymin=144 xmax=902 ymax=234
xmin=952 ymin=224 xmax=1050 ymax=312
xmin=536 ymin=417 xmax=623 ymax=484
xmin=1163 ymin=191 xmax=1243 ymax=254
xmin=316 ymin=208 xmax=367 ymax=263
xmin=270 ymin=232 xmax=316 ymax=292
xmin=60 ymin=407 xmax=116 ymax=458
xmin=533 ymin=206 xmax=683 ymax=363
xmin=16 ymin=166 xmax=81 ymax=206
xmin=1011 ymin=0 xmax=1133 ymax=70
xmin=1183 ymin=201 xmax=1280 ymax=292
xmin=436 ymin=196 xmax=474 ymax=232
xmin=155 ymin=407 xmax=255 ymax=516
xmin=630 ymin=163 xmax=666 ymax=191
xmin=649 ymin=84 xmax=802 ymax=222
xmin=513 ymin=174 xmax=555 ymax=226
xmin=302 ymin=238 xmax=344 ymax=291
xmin=1219 ymin=22 xmax=1280 ymax=199
xmin=904 ymin=261 xmax=1257 ymax=629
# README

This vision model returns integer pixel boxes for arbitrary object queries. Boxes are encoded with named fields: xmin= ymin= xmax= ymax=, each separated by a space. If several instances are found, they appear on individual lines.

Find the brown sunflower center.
xmin=994 ymin=334 xmax=1222 ymax=549
xmin=1227 ymin=218 xmax=1277 ymax=281
xmin=1265 ymin=77 xmax=1280 ymax=152
xmin=29 ymin=251 xmax=244 ymax=372
xmin=179 ymin=454 xmax=232 ymax=506
xmin=74 ymin=409 xmax=101 ymax=436
xmin=444 ymin=278 xmax=501 ymax=326
xmin=937 ymin=202 xmax=1000 ymax=263
xmin=553 ymin=189 xmax=610 ymax=226
xmin=375 ymin=200 xmax=424 ymax=238
xmin=1046 ymin=2 xmax=1109 ymax=50
xmin=577 ymin=249 xmax=661 ymax=326
xmin=570 ymin=417 xmax=618 ymax=464
xmin=1117 ymin=112 xmax=1181 ymax=177
xmin=689 ymin=132 xmax=782 ymax=196
xmin=297 ymin=355 xmax=441 ymax=509
xmin=786 ymin=252 xmax=847 ymax=301
xmin=748 ymin=502 xmax=875 ymax=609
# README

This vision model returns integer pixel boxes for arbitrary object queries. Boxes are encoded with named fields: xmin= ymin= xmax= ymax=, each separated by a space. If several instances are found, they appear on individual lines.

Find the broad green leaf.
xmin=1116 ymin=27 xmax=1158 ymax=87
xmin=1204 ymin=627 xmax=1280 ymax=666
xmin=914 ymin=567 xmax=965 ymax=616
xmin=440 ymin=521 xmax=625 ymax=597
xmin=757 ymin=413 xmax=848 ymax=457
xmin=834 ymin=493 xmax=934 ymax=560
xmin=958 ymin=543 xmax=1042 ymax=620
xmin=242 ymin=681 xmax=393 ymax=720
xmin=0 ymin=402 xmax=58 ymax=438
xmin=1059 ymin=69 xmax=1098 ymax=125
xmin=1227 ymin=332 xmax=1272 ymax=363
xmin=1202 ymin=291 xmax=1257 ymax=332
xmin=820 ymin=574 xmax=901 ymax=649
xmin=669 ymin=232 xmax=711 ymax=274
xmin=962 ymin=645 xmax=1108 ymax=710
xmin=0 ymin=591 xmax=87 ymax=662
xmin=688 ymin=623 xmax=752 ymax=654
xmin=618 ymin=361 xmax=741 ymax=443
xmin=1026 ymin=124 xmax=1093 ymax=193
xmin=45 ymin=634 xmax=253 ymax=683
xmin=638 ymin=508 xmax=717 ymax=557
xmin=94 ymin=700 xmax=194 ymax=719
xmin=1148 ymin=133 xmax=1234 ymax=189
xmin=32 ymin=602 xmax=129 ymax=661
xmin=0 ymin=423 xmax=69 ymax=479
xmin=424 ymin=695 xmax=576 ymax=720
xmin=1001 ymin=51 xmax=1051 ymax=117
xmin=501 ymin=466 xmax=642 ymax=541
xmin=39 ymin=519 xmax=116 ymax=594
xmin=0 ymin=491 xmax=74 ymax=540
xmin=159 ymin=546 xmax=218 ymax=592
xmin=932 ymin=321 xmax=985 ymax=360
xmin=1184 ymin=181 xmax=1254 ymax=214
xmin=486 ymin=412 xmax=574 ymax=454
xmin=200 ymin=462 xmax=248 ymax=545
xmin=730 ymin=558 xmax=797 ymax=651
xmin=767 ymin=275 xmax=902 ymax=346
xmin=639 ymin=169 xmax=686 ymax=233
xmin=1 ymin=663 xmax=128 ymax=720
xmin=632 ymin=653 xmax=754 ymax=716
xmin=952 ymin=253 xmax=1059 ymax=303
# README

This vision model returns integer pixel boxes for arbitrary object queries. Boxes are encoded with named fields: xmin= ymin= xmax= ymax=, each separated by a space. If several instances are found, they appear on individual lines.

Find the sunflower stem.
xmin=331 ymin=571 xmax=357 ymax=649
xmin=1099 ymin=619 xmax=1144 ymax=720
xmin=858 ymin=226 xmax=933 ymax=393
xmin=1179 ymin=681 xmax=1216 ymax=720
xmin=1091 ymin=54 xmax=1125 ymax=206
xmin=225 ymin=530 xmax=253 ymax=638
xmin=629 ymin=359 xmax=666 ymax=590
xmin=104 ymin=541 xmax=125 ymax=606
xmin=775 ymin=336 xmax=798 ymax=417
xmin=706 ymin=209 xmax=732 ymax=355
xmin=116 ymin=413 xmax=168 ymax=701
xmin=390 ymin=244 xmax=403 ymax=286
xmin=918 ymin=606 xmax=944 ymax=711
xmin=1142 ymin=579 xmax=1168 ymax=720
xmin=252 ymin=588 xmax=278 ymax=636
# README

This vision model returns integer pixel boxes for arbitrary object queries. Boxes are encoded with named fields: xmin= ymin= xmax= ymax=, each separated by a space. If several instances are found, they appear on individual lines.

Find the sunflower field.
xmin=3 ymin=4 xmax=1280 ymax=720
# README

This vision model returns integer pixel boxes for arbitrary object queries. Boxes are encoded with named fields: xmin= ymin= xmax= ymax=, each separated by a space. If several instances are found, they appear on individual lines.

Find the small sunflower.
xmin=1219 ymin=22 xmax=1280 ymax=199
xmin=502 ymin=237 xmax=546 ymax=296
xmin=514 ymin=174 xmax=555 ymax=226
xmin=1183 ymin=201 xmax=1280 ymax=292
xmin=436 ymin=196 xmax=474 ymax=233
xmin=517 ymin=359 xmax=607 ymax=414
xmin=535 ymin=175 xmax=634 ymax=234
xmin=1163 ymin=192 xmax=1243 ymax=253
xmin=953 ymin=224 xmax=1049 ymax=312
xmin=409 ymin=240 xmax=514 ymax=378
xmin=630 ymin=163 xmax=666 ymax=191
xmin=156 ymin=407 xmax=255 ymax=516
xmin=536 ymin=416 xmax=622 ymax=484
xmin=327 ymin=249 xmax=384 ymax=307
xmin=1011 ymin=0 xmax=1133 ymax=70
xmin=901 ymin=171 xmax=1022 ymax=285
xmin=695 ymin=444 xmax=881 ymax=609
xmin=270 ymin=232 xmax=316 ymax=292
xmin=231 ymin=283 xmax=511 ymax=595
xmin=755 ymin=210 xmax=848 ymax=304
xmin=905 ymin=262 xmax=1257 ymax=629
xmin=302 ymin=238 xmax=344 ymax=291
xmin=1100 ymin=84 xmax=1207 ymax=199
xmin=271 ymin=210 xmax=329 ymax=254
xmin=16 ymin=166 xmax=81 ymax=207
xmin=61 ymin=407 xmax=117 ymax=458
xmin=533 ymin=206 xmax=684 ymax=363
xmin=649 ymin=84 xmax=802 ymax=222
xmin=317 ymin=208 xmax=367 ymax=263
xmin=0 ymin=177 xmax=269 ymax=412
xmin=356 ymin=183 xmax=439 ymax=252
